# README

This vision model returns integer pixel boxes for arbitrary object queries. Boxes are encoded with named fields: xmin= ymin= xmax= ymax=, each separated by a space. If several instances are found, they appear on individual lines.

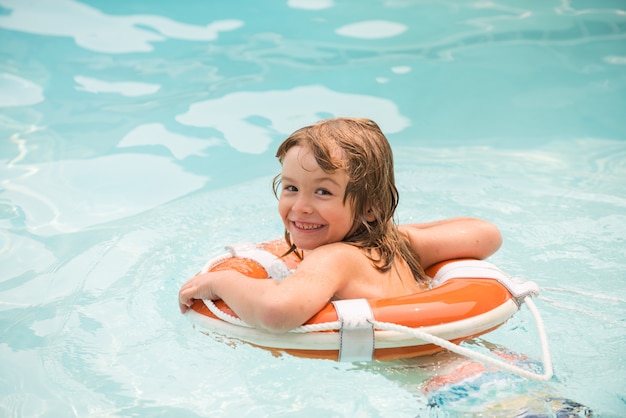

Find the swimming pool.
xmin=1 ymin=0 xmax=624 ymax=416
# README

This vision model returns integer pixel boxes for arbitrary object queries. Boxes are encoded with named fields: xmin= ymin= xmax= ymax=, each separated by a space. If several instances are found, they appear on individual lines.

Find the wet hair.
xmin=272 ymin=117 xmax=427 ymax=285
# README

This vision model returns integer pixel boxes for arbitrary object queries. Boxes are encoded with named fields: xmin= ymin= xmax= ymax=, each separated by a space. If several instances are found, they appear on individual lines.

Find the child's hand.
xmin=178 ymin=272 xmax=218 ymax=313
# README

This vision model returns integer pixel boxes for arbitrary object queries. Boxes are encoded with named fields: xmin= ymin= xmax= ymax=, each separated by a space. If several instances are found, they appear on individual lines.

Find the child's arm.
xmin=399 ymin=217 xmax=502 ymax=269
xmin=179 ymin=243 xmax=357 ymax=333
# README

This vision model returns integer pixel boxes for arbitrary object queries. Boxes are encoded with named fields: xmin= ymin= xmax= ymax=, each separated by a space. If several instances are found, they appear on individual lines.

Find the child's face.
xmin=278 ymin=145 xmax=354 ymax=251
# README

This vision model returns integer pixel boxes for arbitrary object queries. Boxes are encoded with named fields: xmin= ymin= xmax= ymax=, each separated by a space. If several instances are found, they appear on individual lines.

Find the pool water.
xmin=1 ymin=0 xmax=625 ymax=416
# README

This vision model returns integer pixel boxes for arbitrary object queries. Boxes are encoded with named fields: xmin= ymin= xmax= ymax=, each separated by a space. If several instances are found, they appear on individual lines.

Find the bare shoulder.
xmin=281 ymin=242 xmax=369 ymax=300
xmin=296 ymin=242 xmax=371 ymax=284
xmin=299 ymin=242 xmax=366 ymax=267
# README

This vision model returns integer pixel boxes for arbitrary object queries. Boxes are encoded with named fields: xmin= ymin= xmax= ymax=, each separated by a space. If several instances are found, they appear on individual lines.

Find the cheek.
xmin=341 ymin=206 xmax=359 ymax=234
xmin=334 ymin=207 xmax=356 ymax=232
xmin=277 ymin=199 xmax=289 ymax=221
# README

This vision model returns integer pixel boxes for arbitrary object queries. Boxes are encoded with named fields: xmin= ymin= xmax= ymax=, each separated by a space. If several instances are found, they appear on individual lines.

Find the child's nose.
xmin=293 ymin=195 xmax=313 ymax=214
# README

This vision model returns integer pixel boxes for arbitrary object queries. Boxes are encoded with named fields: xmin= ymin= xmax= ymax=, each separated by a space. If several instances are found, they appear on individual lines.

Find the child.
xmin=179 ymin=118 xmax=501 ymax=332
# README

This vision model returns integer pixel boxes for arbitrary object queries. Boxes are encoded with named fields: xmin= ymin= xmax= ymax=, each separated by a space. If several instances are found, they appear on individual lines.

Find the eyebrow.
xmin=280 ymin=175 xmax=343 ymax=188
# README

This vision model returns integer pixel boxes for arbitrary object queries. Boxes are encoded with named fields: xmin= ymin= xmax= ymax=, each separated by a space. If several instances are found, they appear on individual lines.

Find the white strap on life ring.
xmin=225 ymin=243 xmax=293 ymax=281
xmin=331 ymin=299 xmax=375 ymax=362
xmin=431 ymin=260 xmax=540 ymax=302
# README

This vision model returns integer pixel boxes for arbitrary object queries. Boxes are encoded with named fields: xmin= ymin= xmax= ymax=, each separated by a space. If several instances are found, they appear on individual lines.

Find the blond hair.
xmin=273 ymin=117 xmax=427 ymax=285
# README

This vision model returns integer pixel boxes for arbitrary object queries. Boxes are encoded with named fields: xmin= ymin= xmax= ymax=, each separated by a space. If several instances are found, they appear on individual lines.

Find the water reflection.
xmin=2 ymin=154 xmax=206 ymax=235
xmin=0 ymin=0 xmax=243 ymax=53
xmin=176 ymin=85 xmax=410 ymax=154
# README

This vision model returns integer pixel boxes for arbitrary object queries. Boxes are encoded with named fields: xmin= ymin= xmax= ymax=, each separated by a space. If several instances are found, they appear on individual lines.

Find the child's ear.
xmin=364 ymin=205 xmax=376 ymax=222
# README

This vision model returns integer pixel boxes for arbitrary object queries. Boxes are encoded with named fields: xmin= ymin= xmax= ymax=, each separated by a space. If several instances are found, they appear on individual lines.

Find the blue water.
xmin=1 ymin=0 xmax=625 ymax=416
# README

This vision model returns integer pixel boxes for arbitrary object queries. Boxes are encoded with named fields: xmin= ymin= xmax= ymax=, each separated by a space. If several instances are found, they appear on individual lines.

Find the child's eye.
xmin=284 ymin=185 xmax=298 ymax=192
xmin=316 ymin=188 xmax=332 ymax=196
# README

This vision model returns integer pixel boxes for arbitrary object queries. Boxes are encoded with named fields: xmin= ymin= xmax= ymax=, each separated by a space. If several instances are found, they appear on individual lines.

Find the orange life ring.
xmin=187 ymin=239 xmax=525 ymax=361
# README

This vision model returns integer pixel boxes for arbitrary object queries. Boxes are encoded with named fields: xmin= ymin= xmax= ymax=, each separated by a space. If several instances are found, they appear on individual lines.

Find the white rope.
xmin=200 ymin=252 xmax=552 ymax=381
xmin=201 ymin=252 xmax=343 ymax=332
xmin=203 ymin=299 xmax=341 ymax=332
xmin=525 ymin=296 xmax=553 ymax=379
xmin=371 ymin=296 xmax=552 ymax=382
xmin=205 ymin=296 xmax=552 ymax=381
xmin=204 ymin=299 xmax=250 ymax=327
xmin=204 ymin=293 xmax=552 ymax=380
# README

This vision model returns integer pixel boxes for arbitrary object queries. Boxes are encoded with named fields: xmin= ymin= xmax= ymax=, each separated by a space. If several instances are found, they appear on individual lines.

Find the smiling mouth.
xmin=293 ymin=221 xmax=324 ymax=231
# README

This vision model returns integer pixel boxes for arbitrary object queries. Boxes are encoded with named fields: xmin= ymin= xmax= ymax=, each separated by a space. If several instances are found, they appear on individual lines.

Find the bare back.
xmin=295 ymin=242 xmax=426 ymax=301
xmin=292 ymin=217 xmax=502 ymax=302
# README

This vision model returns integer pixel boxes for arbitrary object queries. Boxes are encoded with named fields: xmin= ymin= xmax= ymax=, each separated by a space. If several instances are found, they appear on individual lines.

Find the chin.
xmin=291 ymin=238 xmax=320 ymax=252
xmin=294 ymin=243 xmax=316 ymax=251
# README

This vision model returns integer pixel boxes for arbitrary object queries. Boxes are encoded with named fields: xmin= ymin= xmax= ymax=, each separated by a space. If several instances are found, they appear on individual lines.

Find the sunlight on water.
xmin=175 ymin=85 xmax=410 ymax=154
